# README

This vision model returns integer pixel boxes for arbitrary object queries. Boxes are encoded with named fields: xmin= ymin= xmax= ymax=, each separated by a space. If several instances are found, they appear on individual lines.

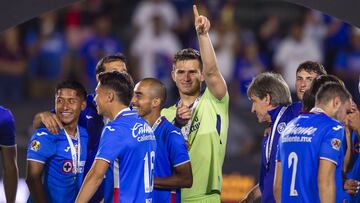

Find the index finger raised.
xmin=193 ymin=5 xmax=200 ymax=18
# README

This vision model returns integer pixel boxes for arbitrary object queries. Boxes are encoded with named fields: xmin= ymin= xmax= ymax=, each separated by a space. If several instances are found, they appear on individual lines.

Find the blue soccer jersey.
xmin=346 ymin=131 xmax=360 ymax=203
xmin=259 ymin=102 xmax=302 ymax=203
xmin=79 ymin=94 xmax=105 ymax=174
xmin=27 ymin=127 xmax=88 ymax=203
xmin=152 ymin=117 xmax=190 ymax=203
xmin=95 ymin=108 xmax=157 ymax=203
xmin=277 ymin=112 xmax=344 ymax=203
xmin=0 ymin=106 xmax=15 ymax=146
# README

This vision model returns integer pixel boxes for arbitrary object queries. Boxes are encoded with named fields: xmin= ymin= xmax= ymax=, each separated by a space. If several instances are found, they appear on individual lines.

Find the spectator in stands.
xmin=80 ymin=14 xmax=123 ymax=89
xmin=334 ymin=28 xmax=360 ymax=103
xmin=232 ymin=42 xmax=267 ymax=105
xmin=132 ymin=0 xmax=179 ymax=34
xmin=274 ymin=20 xmax=322 ymax=93
xmin=130 ymin=14 xmax=181 ymax=100
xmin=256 ymin=15 xmax=281 ymax=70
xmin=324 ymin=16 xmax=351 ymax=71
xmin=26 ymin=11 xmax=68 ymax=99
xmin=0 ymin=27 xmax=26 ymax=103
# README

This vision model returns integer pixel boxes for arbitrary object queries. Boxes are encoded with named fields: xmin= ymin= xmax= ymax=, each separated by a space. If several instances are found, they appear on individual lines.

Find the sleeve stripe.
xmin=173 ymin=160 xmax=191 ymax=167
xmin=95 ymin=157 xmax=111 ymax=164
xmin=319 ymin=157 xmax=338 ymax=165
xmin=27 ymin=159 xmax=45 ymax=164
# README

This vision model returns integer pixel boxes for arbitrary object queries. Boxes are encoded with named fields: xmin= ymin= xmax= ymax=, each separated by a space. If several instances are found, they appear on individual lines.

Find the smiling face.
xmin=172 ymin=59 xmax=203 ymax=96
xmin=55 ymin=88 xmax=85 ymax=126
xmin=295 ymin=70 xmax=318 ymax=101
xmin=131 ymin=82 xmax=155 ymax=118
xmin=250 ymin=94 xmax=272 ymax=123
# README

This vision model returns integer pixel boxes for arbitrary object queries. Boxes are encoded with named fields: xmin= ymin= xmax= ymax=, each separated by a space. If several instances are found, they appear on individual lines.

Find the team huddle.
xmin=0 ymin=4 xmax=359 ymax=203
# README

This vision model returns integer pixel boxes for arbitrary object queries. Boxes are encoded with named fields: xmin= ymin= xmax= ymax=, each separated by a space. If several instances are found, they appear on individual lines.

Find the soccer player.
xmin=32 ymin=53 xmax=128 ymax=202
xmin=274 ymin=82 xmax=352 ymax=203
xmin=302 ymin=75 xmax=344 ymax=112
xmin=302 ymin=75 xmax=357 ymax=202
xmin=161 ymin=5 xmax=229 ymax=202
xmin=0 ymin=106 xmax=18 ymax=203
xmin=345 ymin=102 xmax=360 ymax=203
xmin=76 ymin=72 xmax=156 ymax=202
xmin=243 ymin=72 xmax=299 ymax=203
xmin=295 ymin=61 xmax=327 ymax=102
xmin=26 ymin=81 xmax=88 ymax=203
xmin=132 ymin=78 xmax=192 ymax=203
xmin=241 ymin=62 xmax=326 ymax=202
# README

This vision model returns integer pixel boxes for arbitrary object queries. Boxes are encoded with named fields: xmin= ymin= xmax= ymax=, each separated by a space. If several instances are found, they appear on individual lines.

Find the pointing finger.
xmin=193 ymin=5 xmax=200 ymax=18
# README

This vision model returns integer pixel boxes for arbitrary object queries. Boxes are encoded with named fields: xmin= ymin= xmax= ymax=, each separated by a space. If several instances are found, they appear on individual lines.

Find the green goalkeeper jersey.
xmin=161 ymin=88 xmax=229 ymax=202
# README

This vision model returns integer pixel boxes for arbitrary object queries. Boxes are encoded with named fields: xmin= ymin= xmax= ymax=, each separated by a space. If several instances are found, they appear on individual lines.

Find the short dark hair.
xmin=172 ymin=48 xmax=202 ymax=71
xmin=316 ymin=82 xmax=351 ymax=106
xmin=302 ymin=75 xmax=344 ymax=112
xmin=55 ymin=81 xmax=87 ymax=101
xmin=98 ymin=71 xmax=134 ymax=106
xmin=141 ymin=78 xmax=167 ymax=108
xmin=296 ymin=61 xmax=327 ymax=76
xmin=95 ymin=53 xmax=128 ymax=75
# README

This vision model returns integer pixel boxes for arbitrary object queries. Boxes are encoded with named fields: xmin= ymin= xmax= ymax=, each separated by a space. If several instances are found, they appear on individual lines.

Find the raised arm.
xmin=75 ymin=159 xmax=109 ymax=203
xmin=26 ymin=161 xmax=47 ymax=203
xmin=1 ymin=146 xmax=18 ymax=203
xmin=193 ymin=5 xmax=227 ymax=100
xmin=154 ymin=162 xmax=192 ymax=189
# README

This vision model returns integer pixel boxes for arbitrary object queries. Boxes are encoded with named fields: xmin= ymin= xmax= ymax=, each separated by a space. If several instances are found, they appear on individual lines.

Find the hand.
xmin=344 ymin=179 xmax=360 ymax=195
xmin=39 ymin=112 xmax=63 ymax=134
xmin=193 ymin=5 xmax=210 ymax=35
xmin=239 ymin=196 xmax=253 ymax=203
xmin=263 ymin=127 xmax=271 ymax=137
xmin=175 ymin=101 xmax=192 ymax=127
xmin=348 ymin=102 xmax=360 ymax=131
xmin=185 ymin=140 xmax=191 ymax=151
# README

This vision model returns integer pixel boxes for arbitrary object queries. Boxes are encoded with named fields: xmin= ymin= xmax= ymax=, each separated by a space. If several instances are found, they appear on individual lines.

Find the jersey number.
xmin=144 ymin=151 xmax=155 ymax=193
xmin=288 ymin=152 xmax=298 ymax=196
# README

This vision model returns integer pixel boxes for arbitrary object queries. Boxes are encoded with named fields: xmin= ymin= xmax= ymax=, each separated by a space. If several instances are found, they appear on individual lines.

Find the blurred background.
xmin=0 ymin=0 xmax=359 ymax=202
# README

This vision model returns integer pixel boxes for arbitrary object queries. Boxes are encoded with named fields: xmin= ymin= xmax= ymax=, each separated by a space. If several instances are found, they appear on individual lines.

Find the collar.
xmin=61 ymin=127 xmax=79 ymax=139
xmin=310 ymin=107 xmax=326 ymax=114
xmin=175 ymin=89 xmax=205 ymax=107
xmin=268 ymin=105 xmax=283 ymax=124
xmin=152 ymin=116 xmax=165 ymax=131
xmin=114 ymin=107 xmax=134 ymax=120
xmin=89 ymin=93 xmax=97 ymax=107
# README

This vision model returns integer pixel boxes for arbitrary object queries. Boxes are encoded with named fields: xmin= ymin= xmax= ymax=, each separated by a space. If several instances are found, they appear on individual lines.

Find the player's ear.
xmin=81 ymin=100 xmax=86 ymax=111
xmin=264 ymin=93 xmax=271 ymax=106
xmin=200 ymin=71 xmax=205 ymax=82
xmin=154 ymin=97 xmax=162 ymax=109
xmin=333 ymin=96 xmax=341 ymax=109
xmin=107 ymin=90 xmax=115 ymax=103
xmin=171 ymin=68 xmax=176 ymax=82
